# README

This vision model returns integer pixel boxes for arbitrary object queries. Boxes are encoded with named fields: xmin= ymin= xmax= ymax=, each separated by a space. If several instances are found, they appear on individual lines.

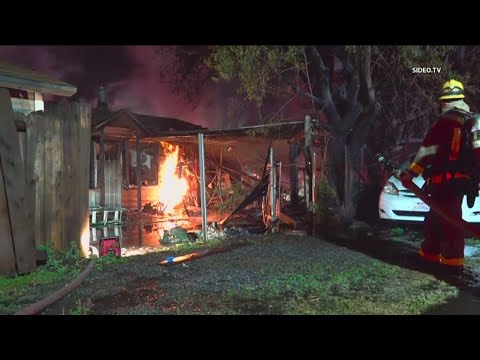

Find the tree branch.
xmin=303 ymin=47 xmax=316 ymax=112
xmin=362 ymin=46 xmax=376 ymax=105
xmin=333 ymin=51 xmax=362 ymax=133
xmin=296 ymin=89 xmax=325 ymax=106
xmin=306 ymin=46 xmax=342 ymax=130
xmin=278 ymin=73 xmax=325 ymax=106
xmin=344 ymin=60 xmax=360 ymax=103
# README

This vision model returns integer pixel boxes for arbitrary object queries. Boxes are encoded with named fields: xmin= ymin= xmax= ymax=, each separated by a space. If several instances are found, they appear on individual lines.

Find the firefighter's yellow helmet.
xmin=439 ymin=79 xmax=465 ymax=100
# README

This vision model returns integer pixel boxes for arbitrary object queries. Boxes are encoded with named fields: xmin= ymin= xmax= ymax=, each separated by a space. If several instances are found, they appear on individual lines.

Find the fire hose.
xmin=159 ymin=242 xmax=249 ymax=266
xmin=376 ymin=153 xmax=480 ymax=239
xmin=14 ymin=259 xmax=96 ymax=315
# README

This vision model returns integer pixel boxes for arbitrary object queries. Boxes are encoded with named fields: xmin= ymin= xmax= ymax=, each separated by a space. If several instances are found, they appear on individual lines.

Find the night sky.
xmin=0 ymin=45 xmax=233 ymax=129
xmin=0 ymin=45 xmax=307 ymax=129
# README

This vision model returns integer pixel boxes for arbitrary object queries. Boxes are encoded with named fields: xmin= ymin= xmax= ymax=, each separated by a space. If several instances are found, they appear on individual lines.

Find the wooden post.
xmin=304 ymin=115 xmax=313 ymax=212
xmin=43 ymin=105 xmax=54 ymax=247
xmin=24 ymin=112 xmax=39 ymax=252
xmin=17 ymin=132 xmax=25 ymax=169
xmin=289 ymin=142 xmax=299 ymax=205
xmin=27 ymin=112 xmax=45 ymax=247
xmin=278 ymin=161 xmax=282 ymax=207
xmin=269 ymin=147 xmax=277 ymax=222
xmin=136 ymin=134 xmax=142 ymax=212
xmin=60 ymin=102 xmax=77 ymax=251
xmin=50 ymin=110 xmax=63 ymax=249
xmin=0 ymin=89 xmax=36 ymax=274
xmin=122 ymin=138 xmax=129 ymax=187
xmin=99 ymin=128 xmax=105 ymax=207
xmin=312 ymin=152 xmax=316 ymax=205
xmin=0 ymin=159 xmax=17 ymax=276
xmin=89 ymin=139 xmax=96 ymax=189
xmin=41 ymin=103 xmax=67 ymax=250
xmin=77 ymin=103 xmax=92 ymax=257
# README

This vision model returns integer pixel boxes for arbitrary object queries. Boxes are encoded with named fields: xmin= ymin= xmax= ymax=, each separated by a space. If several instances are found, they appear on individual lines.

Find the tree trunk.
xmin=327 ymin=134 xmax=346 ymax=204
xmin=327 ymin=110 xmax=377 ymax=224
xmin=341 ymin=144 xmax=356 ymax=221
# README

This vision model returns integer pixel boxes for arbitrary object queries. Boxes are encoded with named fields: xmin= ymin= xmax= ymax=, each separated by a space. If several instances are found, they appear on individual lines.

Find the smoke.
xmin=106 ymin=46 xmax=231 ymax=129
xmin=0 ymin=45 xmax=306 ymax=130
xmin=0 ymin=45 xmax=85 ymax=101
xmin=0 ymin=45 xmax=84 ymax=81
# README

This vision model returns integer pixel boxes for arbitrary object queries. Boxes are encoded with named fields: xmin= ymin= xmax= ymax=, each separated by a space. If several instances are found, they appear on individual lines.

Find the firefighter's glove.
xmin=400 ymin=171 xmax=414 ymax=189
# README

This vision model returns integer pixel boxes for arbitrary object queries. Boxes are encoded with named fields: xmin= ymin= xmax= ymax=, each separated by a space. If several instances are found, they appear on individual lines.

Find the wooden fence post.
xmin=136 ymin=134 xmax=142 ymax=212
xmin=289 ymin=142 xmax=299 ymax=205
xmin=0 ymin=88 xmax=36 ymax=274
xmin=42 ymin=104 xmax=63 ymax=250
xmin=77 ymin=103 xmax=91 ymax=257
xmin=26 ymin=112 xmax=45 ymax=247
xmin=0 ymin=159 xmax=17 ymax=276
xmin=304 ymin=115 xmax=313 ymax=211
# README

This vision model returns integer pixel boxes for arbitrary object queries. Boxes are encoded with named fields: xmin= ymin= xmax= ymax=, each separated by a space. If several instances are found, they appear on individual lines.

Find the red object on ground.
xmin=99 ymin=237 xmax=121 ymax=257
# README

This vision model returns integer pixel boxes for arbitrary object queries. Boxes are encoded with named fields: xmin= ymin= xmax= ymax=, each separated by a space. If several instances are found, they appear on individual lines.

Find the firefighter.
xmin=401 ymin=79 xmax=477 ymax=274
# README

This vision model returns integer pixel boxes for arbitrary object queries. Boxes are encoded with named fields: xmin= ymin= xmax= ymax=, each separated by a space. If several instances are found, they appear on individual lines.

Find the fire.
xmin=158 ymin=143 xmax=188 ymax=213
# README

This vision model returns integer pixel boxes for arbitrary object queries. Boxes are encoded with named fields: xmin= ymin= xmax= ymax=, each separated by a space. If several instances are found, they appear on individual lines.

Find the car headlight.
xmin=383 ymin=181 xmax=399 ymax=195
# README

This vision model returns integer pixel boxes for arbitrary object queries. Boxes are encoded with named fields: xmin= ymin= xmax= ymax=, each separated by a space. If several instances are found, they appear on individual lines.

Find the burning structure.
xmin=88 ymin=85 xmax=329 ymax=244
xmin=89 ymin=85 xmax=205 ymax=217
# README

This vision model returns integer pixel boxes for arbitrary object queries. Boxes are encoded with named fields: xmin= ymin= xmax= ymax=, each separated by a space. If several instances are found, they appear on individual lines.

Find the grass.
xmin=391 ymin=227 xmax=405 ymax=236
xmin=95 ymin=255 xmax=131 ymax=271
xmin=68 ymin=300 xmax=92 ymax=315
xmin=26 ymin=236 xmax=463 ymax=315
xmin=0 ymin=267 xmax=69 ymax=314
xmin=222 ymin=260 xmax=458 ymax=315
xmin=0 ymin=242 xmax=87 ymax=315
xmin=160 ymin=238 xmax=230 ymax=255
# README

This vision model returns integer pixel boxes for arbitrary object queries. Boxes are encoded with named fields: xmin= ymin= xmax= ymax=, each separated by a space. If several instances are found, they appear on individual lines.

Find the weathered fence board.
xmin=0 ymin=159 xmax=17 ymax=276
xmin=0 ymin=89 xmax=36 ymax=274
xmin=42 ymin=105 xmax=56 ymax=248
xmin=51 ymin=114 xmax=63 ymax=248
xmin=27 ymin=113 xmax=46 ymax=247
xmin=61 ymin=103 xmax=76 ymax=250
xmin=17 ymin=132 xmax=25 ymax=169
xmin=1 ymin=98 xmax=92 ymax=276
xmin=23 ymin=113 xmax=37 ymax=260
xmin=25 ymin=102 xmax=91 ymax=254
xmin=78 ymin=104 xmax=91 ymax=256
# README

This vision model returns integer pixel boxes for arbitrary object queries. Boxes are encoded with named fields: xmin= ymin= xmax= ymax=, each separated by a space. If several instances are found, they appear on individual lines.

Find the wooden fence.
xmin=0 ymin=88 xmax=91 ymax=276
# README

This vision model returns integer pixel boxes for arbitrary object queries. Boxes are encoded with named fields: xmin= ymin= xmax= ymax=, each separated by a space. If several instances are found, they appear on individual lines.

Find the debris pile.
xmin=162 ymin=226 xmax=190 ymax=244
xmin=196 ymin=222 xmax=250 ymax=241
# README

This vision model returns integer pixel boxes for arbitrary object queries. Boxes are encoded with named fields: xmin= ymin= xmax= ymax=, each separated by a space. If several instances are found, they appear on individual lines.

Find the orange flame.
xmin=158 ymin=144 xmax=188 ymax=213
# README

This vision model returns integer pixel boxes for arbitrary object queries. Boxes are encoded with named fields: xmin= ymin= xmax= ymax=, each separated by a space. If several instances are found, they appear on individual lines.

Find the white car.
xmin=378 ymin=173 xmax=480 ymax=223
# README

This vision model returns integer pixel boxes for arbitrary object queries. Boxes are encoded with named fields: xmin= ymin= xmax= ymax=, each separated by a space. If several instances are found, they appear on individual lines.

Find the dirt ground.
xmin=36 ymin=225 xmax=480 ymax=315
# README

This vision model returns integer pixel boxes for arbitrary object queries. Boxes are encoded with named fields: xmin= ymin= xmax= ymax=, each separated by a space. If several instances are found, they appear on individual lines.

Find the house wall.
xmin=89 ymin=135 xmax=201 ymax=211
xmin=6 ymin=88 xmax=44 ymax=115
xmin=122 ymin=142 xmax=199 ymax=210
xmin=123 ymin=186 xmax=160 ymax=209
